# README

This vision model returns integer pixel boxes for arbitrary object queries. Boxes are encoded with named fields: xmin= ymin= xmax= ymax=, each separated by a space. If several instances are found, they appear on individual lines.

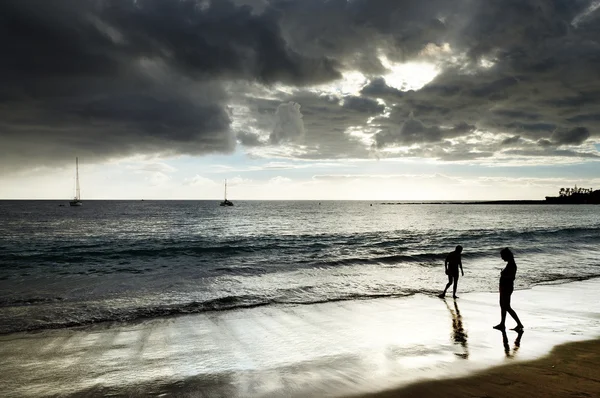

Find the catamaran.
xmin=219 ymin=179 xmax=233 ymax=206
xmin=69 ymin=157 xmax=82 ymax=207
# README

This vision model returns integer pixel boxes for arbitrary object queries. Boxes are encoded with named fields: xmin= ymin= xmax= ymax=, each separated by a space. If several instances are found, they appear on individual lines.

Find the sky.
xmin=1 ymin=0 xmax=600 ymax=200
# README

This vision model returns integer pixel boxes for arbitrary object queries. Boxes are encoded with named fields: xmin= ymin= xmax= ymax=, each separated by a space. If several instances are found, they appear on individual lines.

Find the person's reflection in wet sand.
xmin=501 ymin=329 xmax=524 ymax=358
xmin=445 ymin=299 xmax=469 ymax=359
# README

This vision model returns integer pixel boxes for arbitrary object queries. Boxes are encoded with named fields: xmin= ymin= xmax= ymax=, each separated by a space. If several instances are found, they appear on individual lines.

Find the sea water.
xmin=0 ymin=200 xmax=599 ymax=334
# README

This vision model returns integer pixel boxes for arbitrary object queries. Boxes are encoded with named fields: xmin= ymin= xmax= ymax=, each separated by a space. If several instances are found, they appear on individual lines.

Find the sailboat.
xmin=219 ymin=179 xmax=233 ymax=206
xmin=69 ymin=157 xmax=83 ymax=207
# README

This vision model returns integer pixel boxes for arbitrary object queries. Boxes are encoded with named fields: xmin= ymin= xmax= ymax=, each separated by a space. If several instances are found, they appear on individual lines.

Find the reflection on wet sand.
xmin=501 ymin=329 xmax=524 ymax=358
xmin=1 ymin=279 xmax=599 ymax=398
xmin=445 ymin=299 xmax=468 ymax=359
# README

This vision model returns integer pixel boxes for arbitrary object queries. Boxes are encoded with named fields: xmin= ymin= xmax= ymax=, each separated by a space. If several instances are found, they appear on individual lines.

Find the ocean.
xmin=1 ymin=200 xmax=599 ymax=335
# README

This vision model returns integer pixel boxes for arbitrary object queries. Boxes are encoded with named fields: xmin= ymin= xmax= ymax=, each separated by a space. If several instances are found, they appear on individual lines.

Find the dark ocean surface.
xmin=1 ymin=200 xmax=599 ymax=334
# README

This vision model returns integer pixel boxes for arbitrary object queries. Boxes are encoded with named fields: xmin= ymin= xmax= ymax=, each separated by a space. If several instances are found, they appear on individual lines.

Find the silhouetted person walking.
xmin=493 ymin=248 xmax=524 ymax=331
xmin=439 ymin=245 xmax=463 ymax=299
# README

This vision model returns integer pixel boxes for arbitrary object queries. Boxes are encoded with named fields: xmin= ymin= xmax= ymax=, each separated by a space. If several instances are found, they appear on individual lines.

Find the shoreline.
xmin=3 ymin=274 xmax=600 ymax=336
xmin=1 ymin=278 xmax=599 ymax=397
xmin=3 ymin=199 xmax=597 ymax=203
xmin=355 ymin=338 xmax=600 ymax=398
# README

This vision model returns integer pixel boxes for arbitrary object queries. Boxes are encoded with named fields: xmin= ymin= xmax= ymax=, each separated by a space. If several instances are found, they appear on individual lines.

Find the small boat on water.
xmin=220 ymin=179 xmax=234 ymax=206
xmin=69 ymin=157 xmax=83 ymax=207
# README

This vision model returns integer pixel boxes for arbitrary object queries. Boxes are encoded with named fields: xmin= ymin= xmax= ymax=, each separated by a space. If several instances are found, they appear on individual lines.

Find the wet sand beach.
xmin=358 ymin=338 xmax=600 ymax=398
xmin=1 ymin=279 xmax=599 ymax=397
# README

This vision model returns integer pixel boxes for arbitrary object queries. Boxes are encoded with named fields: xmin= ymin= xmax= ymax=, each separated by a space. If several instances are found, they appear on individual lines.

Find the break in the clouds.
xmin=1 ymin=0 xmax=600 ymax=172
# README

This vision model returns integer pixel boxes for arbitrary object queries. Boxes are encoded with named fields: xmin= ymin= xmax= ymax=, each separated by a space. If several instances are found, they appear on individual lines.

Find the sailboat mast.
xmin=224 ymin=179 xmax=227 ymax=200
xmin=75 ymin=157 xmax=80 ymax=200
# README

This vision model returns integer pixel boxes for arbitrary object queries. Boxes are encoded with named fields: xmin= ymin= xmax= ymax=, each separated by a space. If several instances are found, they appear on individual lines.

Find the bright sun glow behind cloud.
xmin=380 ymin=57 xmax=440 ymax=91
xmin=310 ymin=57 xmax=440 ymax=96
xmin=310 ymin=71 xmax=367 ymax=96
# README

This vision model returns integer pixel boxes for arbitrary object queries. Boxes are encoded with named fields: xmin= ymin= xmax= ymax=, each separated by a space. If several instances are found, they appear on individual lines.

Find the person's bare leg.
xmin=494 ymin=306 xmax=507 ymax=329
xmin=452 ymin=277 xmax=459 ymax=298
xmin=507 ymin=306 xmax=523 ymax=329
xmin=440 ymin=276 xmax=453 ymax=298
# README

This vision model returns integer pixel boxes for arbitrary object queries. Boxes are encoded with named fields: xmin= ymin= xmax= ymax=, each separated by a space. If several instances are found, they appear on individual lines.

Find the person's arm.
xmin=459 ymin=259 xmax=464 ymax=276
xmin=444 ymin=255 xmax=449 ymax=274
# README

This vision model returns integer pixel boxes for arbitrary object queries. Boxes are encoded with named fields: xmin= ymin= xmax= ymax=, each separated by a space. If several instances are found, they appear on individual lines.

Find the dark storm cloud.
xmin=360 ymin=78 xmax=406 ymax=100
xmin=274 ymin=0 xmax=459 ymax=73
xmin=552 ymin=127 xmax=591 ymax=146
xmin=2 ymin=0 xmax=600 ymax=170
xmin=237 ymin=131 xmax=265 ymax=147
xmin=501 ymin=135 xmax=522 ymax=146
xmin=342 ymin=96 xmax=385 ymax=114
xmin=0 ymin=0 xmax=340 ymax=84
xmin=538 ymin=139 xmax=554 ymax=147
xmin=372 ymin=115 xmax=475 ymax=147
xmin=361 ymin=0 xmax=600 ymax=159
xmin=0 ymin=0 xmax=341 ymax=170
xmin=101 ymin=0 xmax=341 ymax=84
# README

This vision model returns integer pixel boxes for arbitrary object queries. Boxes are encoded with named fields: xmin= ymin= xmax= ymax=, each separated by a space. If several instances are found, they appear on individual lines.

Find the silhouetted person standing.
xmin=493 ymin=248 xmax=524 ymax=331
xmin=439 ymin=245 xmax=463 ymax=299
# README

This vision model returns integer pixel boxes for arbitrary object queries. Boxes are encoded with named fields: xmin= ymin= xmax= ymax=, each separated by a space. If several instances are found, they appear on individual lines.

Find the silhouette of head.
xmin=500 ymin=247 xmax=514 ymax=261
xmin=455 ymin=245 xmax=463 ymax=253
